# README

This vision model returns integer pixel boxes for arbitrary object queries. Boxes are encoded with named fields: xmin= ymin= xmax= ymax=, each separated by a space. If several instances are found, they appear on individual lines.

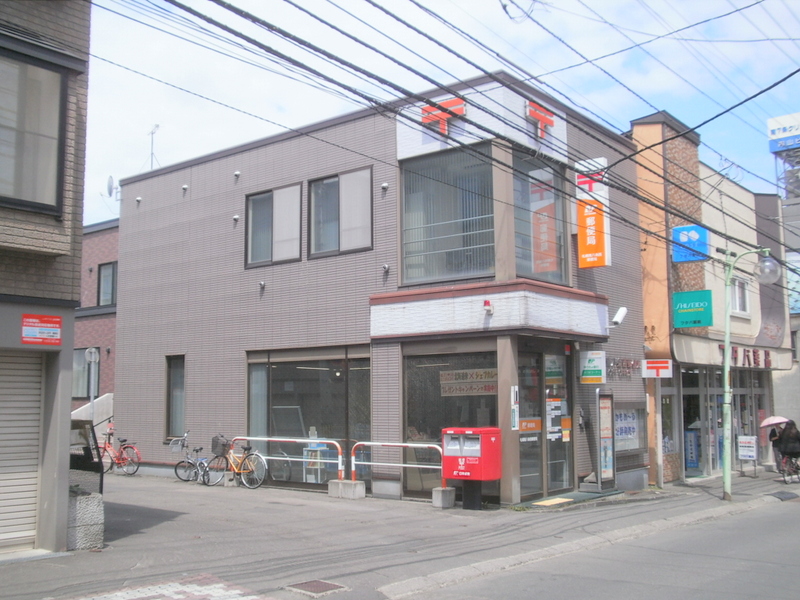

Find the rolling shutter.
xmin=0 ymin=352 xmax=42 ymax=552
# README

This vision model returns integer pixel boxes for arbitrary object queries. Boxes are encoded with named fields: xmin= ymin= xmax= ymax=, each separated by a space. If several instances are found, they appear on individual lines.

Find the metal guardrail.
xmin=231 ymin=436 xmax=345 ymax=480
xmin=350 ymin=441 xmax=445 ymax=489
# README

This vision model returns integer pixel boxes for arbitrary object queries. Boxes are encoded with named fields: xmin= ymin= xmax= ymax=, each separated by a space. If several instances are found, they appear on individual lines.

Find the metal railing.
xmin=231 ymin=436 xmax=344 ymax=480
xmin=350 ymin=441 xmax=445 ymax=489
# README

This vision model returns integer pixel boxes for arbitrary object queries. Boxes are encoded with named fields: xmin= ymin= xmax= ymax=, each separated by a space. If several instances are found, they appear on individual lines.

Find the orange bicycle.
xmin=203 ymin=435 xmax=266 ymax=488
xmin=99 ymin=426 xmax=141 ymax=475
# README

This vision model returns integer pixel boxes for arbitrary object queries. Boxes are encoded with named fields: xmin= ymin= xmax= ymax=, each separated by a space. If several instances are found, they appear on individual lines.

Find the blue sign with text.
xmin=672 ymin=225 xmax=709 ymax=263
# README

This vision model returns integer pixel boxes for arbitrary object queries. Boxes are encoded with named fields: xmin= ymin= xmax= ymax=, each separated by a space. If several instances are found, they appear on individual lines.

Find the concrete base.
xmin=432 ymin=487 xmax=455 ymax=509
xmin=67 ymin=492 xmax=104 ymax=550
xmin=371 ymin=479 xmax=403 ymax=499
xmin=223 ymin=473 xmax=238 ymax=487
xmin=328 ymin=479 xmax=366 ymax=499
xmin=616 ymin=467 xmax=648 ymax=491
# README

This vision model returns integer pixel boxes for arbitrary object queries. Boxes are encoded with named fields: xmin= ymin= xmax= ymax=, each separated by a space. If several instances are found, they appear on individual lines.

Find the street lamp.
xmin=717 ymin=247 xmax=781 ymax=501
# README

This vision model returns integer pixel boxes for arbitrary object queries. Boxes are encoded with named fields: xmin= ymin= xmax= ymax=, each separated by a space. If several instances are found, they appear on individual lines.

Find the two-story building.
xmin=115 ymin=72 xmax=649 ymax=505
xmin=0 ymin=1 xmax=90 ymax=553
xmin=631 ymin=112 xmax=791 ymax=485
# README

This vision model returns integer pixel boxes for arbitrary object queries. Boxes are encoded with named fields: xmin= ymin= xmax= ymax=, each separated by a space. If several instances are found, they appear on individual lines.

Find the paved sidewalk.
xmin=1 ymin=470 xmax=796 ymax=600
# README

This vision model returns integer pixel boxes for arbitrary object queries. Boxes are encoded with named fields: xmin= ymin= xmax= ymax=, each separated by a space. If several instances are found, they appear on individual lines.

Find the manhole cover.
xmin=284 ymin=580 xmax=348 ymax=598
xmin=770 ymin=490 xmax=799 ymax=501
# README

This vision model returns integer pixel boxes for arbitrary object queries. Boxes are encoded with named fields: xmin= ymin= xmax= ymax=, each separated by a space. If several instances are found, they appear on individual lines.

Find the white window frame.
xmin=246 ymin=184 xmax=301 ymax=266
xmin=309 ymin=167 xmax=372 ymax=257
xmin=731 ymin=276 xmax=750 ymax=316
xmin=72 ymin=347 xmax=99 ymax=399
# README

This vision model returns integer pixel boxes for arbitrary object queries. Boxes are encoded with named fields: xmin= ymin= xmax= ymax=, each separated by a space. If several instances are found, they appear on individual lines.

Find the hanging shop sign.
xmin=671 ymin=224 xmax=709 ymax=263
xmin=673 ymin=290 xmax=713 ymax=328
xmin=575 ymin=158 xmax=610 ymax=268
xmin=579 ymin=351 xmax=606 ymax=384
xmin=642 ymin=359 xmax=673 ymax=378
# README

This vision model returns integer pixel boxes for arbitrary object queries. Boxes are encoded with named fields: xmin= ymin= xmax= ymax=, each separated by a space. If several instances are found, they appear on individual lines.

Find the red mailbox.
xmin=442 ymin=427 xmax=502 ymax=481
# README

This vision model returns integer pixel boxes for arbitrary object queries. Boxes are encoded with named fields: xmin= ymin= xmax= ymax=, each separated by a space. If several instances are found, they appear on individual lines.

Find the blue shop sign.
xmin=672 ymin=225 xmax=709 ymax=263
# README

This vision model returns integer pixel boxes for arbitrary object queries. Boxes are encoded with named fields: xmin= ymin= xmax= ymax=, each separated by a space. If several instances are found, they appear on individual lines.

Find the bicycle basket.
xmin=211 ymin=435 xmax=229 ymax=456
xmin=169 ymin=437 xmax=185 ymax=453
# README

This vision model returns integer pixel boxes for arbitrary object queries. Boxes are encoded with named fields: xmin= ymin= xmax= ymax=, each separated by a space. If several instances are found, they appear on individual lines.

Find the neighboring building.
xmin=768 ymin=112 xmax=800 ymax=420
xmin=0 ymin=2 xmax=91 ymax=552
xmin=631 ymin=112 xmax=791 ymax=485
xmin=116 ymin=72 xmax=649 ymax=505
xmin=74 ymin=218 xmax=119 ymax=412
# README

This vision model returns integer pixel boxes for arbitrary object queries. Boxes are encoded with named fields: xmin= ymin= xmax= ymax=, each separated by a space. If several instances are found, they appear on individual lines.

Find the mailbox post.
xmin=442 ymin=427 xmax=502 ymax=510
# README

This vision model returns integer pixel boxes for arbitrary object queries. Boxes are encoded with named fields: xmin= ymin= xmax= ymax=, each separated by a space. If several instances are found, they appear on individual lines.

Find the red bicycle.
xmin=100 ymin=426 xmax=141 ymax=475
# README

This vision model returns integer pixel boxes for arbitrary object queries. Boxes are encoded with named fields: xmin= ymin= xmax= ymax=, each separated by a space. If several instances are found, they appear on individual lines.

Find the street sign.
xmin=673 ymin=290 xmax=713 ymax=328
xmin=85 ymin=347 xmax=100 ymax=363
xmin=672 ymin=225 xmax=709 ymax=263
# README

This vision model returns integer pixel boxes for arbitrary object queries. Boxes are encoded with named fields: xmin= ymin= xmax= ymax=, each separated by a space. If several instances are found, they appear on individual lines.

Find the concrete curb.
xmin=378 ymin=495 xmax=780 ymax=599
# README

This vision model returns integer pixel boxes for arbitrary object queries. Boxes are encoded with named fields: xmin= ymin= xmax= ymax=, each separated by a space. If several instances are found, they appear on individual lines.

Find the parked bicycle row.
xmin=170 ymin=432 xmax=281 ymax=488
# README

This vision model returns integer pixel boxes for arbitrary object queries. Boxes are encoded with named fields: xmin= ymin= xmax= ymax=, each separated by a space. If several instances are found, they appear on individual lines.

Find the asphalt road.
xmin=0 ymin=471 xmax=795 ymax=600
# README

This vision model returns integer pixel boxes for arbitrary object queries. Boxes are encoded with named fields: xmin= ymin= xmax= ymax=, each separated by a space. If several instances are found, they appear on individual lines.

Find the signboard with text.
xmin=673 ymin=290 xmax=713 ymax=328
xmin=575 ymin=158 xmax=610 ymax=268
xmin=672 ymin=225 xmax=709 ymax=263
xmin=21 ymin=314 xmax=62 ymax=346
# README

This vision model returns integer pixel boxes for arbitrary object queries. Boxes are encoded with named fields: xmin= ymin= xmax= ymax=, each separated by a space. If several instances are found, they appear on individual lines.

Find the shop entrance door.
xmin=518 ymin=353 xmax=572 ymax=499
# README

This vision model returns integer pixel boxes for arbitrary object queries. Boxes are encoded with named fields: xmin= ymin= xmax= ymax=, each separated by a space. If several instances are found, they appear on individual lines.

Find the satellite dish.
xmin=107 ymin=176 xmax=114 ymax=198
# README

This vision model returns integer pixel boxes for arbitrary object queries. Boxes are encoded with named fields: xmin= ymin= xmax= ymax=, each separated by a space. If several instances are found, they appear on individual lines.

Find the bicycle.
xmin=782 ymin=455 xmax=800 ymax=484
xmin=99 ymin=427 xmax=141 ymax=475
xmin=203 ymin=435 xmax=267 ymax=488
xmin=268 ymin=450 xmax=292 ymax=482
xmin=170 ymin=431 xmax=209 ymax=482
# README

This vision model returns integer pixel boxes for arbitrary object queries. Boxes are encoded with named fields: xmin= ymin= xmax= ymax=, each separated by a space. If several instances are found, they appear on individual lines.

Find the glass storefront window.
xmin=615 ymin=407 xmax=647 ymax=451
xmin=405 ymin=352 xmax=497 ymax=441
xmin=247 ymin=356 xmax=370 ymax=484
xmin=661 ymin=395 xmax=677 ymax=454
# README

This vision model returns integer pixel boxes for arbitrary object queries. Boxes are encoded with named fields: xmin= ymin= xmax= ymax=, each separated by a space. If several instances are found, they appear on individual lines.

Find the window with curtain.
xmin=401 ymin=143 xmax=494 ymax=283
xmin=0 ymin=51 xmax=64 ymax=212
xmin=247 ymin=184 xmax=301 ymax=266
xmin=309 ymin=168 xmax=372 ymax=257
xmin=72 ymin=348 xmax=99 ymax=399
xmin=166 ymin=356 xmax=185 ymax=438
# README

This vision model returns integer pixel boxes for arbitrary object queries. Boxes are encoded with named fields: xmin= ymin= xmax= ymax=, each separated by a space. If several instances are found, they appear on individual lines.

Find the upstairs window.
xmin=402 ymin=143 xmax=494 ymax=284
xmin=513 ymin=150 xmax=567 ymax=284
xmin=0 ymin=51 xmax=64 ymax=213
xmin=309 ymin=168 xmax=372 ymax=257
xmin=166 ymin=355 xmax=185 ymax=438
xmin=731 ymin=277 xmax=750 ymax=315
xmin=98 ymin=261 xmax=117 ymax=306
xmin=247 ymin=184 xmax=301 ymax=266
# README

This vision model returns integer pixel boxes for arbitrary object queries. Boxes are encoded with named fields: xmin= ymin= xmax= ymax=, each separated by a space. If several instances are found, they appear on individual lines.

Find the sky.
xmin=82 ymin=0 xmax=800 ymax=225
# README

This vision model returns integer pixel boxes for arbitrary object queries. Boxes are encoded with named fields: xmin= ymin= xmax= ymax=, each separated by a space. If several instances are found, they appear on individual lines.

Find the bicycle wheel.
xmin=204 ymin=455 xmax=228 ymax=486
xmin=783 ymin=458 xmax=792 ymax=484
xmin=240 ymin=453 xmax=267 ymax=488
xmin=120 ymin=446 xmax=140 ymax=475
xmin=268 ymin=454 xmax=291 ymax=481
xmin=100 ymin=448 xmax=114 ymax=473
xmin=174 ymin=460 xmax=196 ymax=482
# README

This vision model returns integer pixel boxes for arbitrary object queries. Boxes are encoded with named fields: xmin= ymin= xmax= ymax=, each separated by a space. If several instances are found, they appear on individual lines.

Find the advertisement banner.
xmin=21 ymin=314 xmax=62 ymax=346
xmin=575 ymin=158 xmax=610 ymax=268
xmin=673 ymin=290 xmax=713 ymax=328
xmin=580 ymin=351 xmax=606 ymax=384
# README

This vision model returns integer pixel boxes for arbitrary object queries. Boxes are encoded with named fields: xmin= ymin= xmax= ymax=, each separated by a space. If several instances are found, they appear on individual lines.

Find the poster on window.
xmin=614 ymin=409 xmax=639 ymax=451
xmin=440 ymin=369 xmax=498 ymax=396
xmin=544 ymin=356 xmax=565 ymax=385
xmin=528 ymin=169 xmax=559 ymax=275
